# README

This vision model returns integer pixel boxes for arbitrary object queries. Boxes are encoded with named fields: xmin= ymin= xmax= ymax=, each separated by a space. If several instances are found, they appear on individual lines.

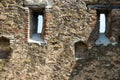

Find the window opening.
xmin=95 ymin=12 xmax=110 ymax=46
xmin=99 ymin=14 xmax=106 ymax=33
xmin=28 ymin=8 xmax=46 ymax=44
xmin=37 ymin=15 xmax=43 ymax=33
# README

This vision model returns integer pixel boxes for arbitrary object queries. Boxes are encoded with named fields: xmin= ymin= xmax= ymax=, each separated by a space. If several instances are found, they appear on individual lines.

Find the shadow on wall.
xmin=68 ymin=9 xmax=120 ymax=80
xmin=69 ymin=42 xmax=120 ymax=80
xmin=0 ymin=36 xmax=12 ymax=59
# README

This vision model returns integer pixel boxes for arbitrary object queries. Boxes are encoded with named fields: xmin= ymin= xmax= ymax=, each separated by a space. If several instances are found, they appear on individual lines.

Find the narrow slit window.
xmin=95 ymin=12 xmax=110 ymax=46
xmin=37 ymin=15 xmax=43 ymax=33
xmin=99 ymin=14 xmax=106 ymax=33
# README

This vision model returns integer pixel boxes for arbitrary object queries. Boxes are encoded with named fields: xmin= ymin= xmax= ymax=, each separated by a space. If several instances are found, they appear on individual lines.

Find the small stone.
xmin=0 ymin=15 xmax=7 ymax=20
xmin=0 ymin=3 xmax=4 ymax=7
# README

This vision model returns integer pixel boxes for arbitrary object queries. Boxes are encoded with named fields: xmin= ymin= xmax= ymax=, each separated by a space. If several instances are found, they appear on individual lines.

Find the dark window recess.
xmin=74 ymin=41 xmax=87 ymax=59
xmin=0 ymin=36 xmax=12 ymax=59
xmin=118 ymin=36 xmax=120 ymax=43
xmin=29 ymin=8 xmax=46 ymax=44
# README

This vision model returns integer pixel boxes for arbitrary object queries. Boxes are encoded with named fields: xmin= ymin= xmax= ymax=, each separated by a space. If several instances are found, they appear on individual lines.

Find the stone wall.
xmin=0 ymin=0 xmax=120 ymax=80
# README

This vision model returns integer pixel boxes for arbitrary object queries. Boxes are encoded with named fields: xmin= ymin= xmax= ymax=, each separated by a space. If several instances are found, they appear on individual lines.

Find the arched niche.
xmin=0 ymin=36 xmax=12 ymax=59
xmin=74 ymin=41 xmax=88 ymax=59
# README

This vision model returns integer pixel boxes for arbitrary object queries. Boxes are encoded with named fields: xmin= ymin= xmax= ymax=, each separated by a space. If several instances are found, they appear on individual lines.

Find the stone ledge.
xmin=87 ymin=5 xmax=120 ymax=9
xmin=85 ymin=1 xmax=120 ymax=5
xmin=24 ymin=0 xmax=46 ymax=7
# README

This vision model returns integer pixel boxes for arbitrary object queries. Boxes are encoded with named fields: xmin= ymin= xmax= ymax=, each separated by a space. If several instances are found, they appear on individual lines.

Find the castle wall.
xmin=0 ymin=0 xmax=120 ymax=80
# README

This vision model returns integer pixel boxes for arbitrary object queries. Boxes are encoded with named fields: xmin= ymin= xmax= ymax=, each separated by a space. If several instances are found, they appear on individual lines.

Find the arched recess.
xmin=0 ymin=36 xmax=12 ymax=59
xmin=74 ymin=41 xmax=88 ymax=59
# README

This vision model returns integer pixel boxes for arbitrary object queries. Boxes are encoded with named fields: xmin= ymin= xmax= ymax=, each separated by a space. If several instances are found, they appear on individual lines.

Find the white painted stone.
xmin=95 ymin=33 xmax=110 ymax=46
xmin=28 ymin=33 xmax=46 ymax=45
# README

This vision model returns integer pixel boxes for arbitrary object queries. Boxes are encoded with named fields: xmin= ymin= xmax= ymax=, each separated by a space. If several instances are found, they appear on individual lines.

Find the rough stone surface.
xmin=0 ymin=0 xmax=120 ymax=80
xmin=24 ymin=0 xmax=46 ymax=6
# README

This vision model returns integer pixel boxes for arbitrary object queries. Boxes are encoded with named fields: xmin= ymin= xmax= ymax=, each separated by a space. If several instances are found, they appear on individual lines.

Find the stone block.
xmin=0 ymin=15 xmax=7 ymax=20
xmin=24 ymin=0 xmax=46 ymax=6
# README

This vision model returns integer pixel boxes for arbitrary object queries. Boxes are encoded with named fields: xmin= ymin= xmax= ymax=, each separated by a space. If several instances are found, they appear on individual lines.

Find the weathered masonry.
xmin=24 ymin=0 xmax=52 ymax=44
xmin=0 ymin=0 xmax=120 ymax=80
